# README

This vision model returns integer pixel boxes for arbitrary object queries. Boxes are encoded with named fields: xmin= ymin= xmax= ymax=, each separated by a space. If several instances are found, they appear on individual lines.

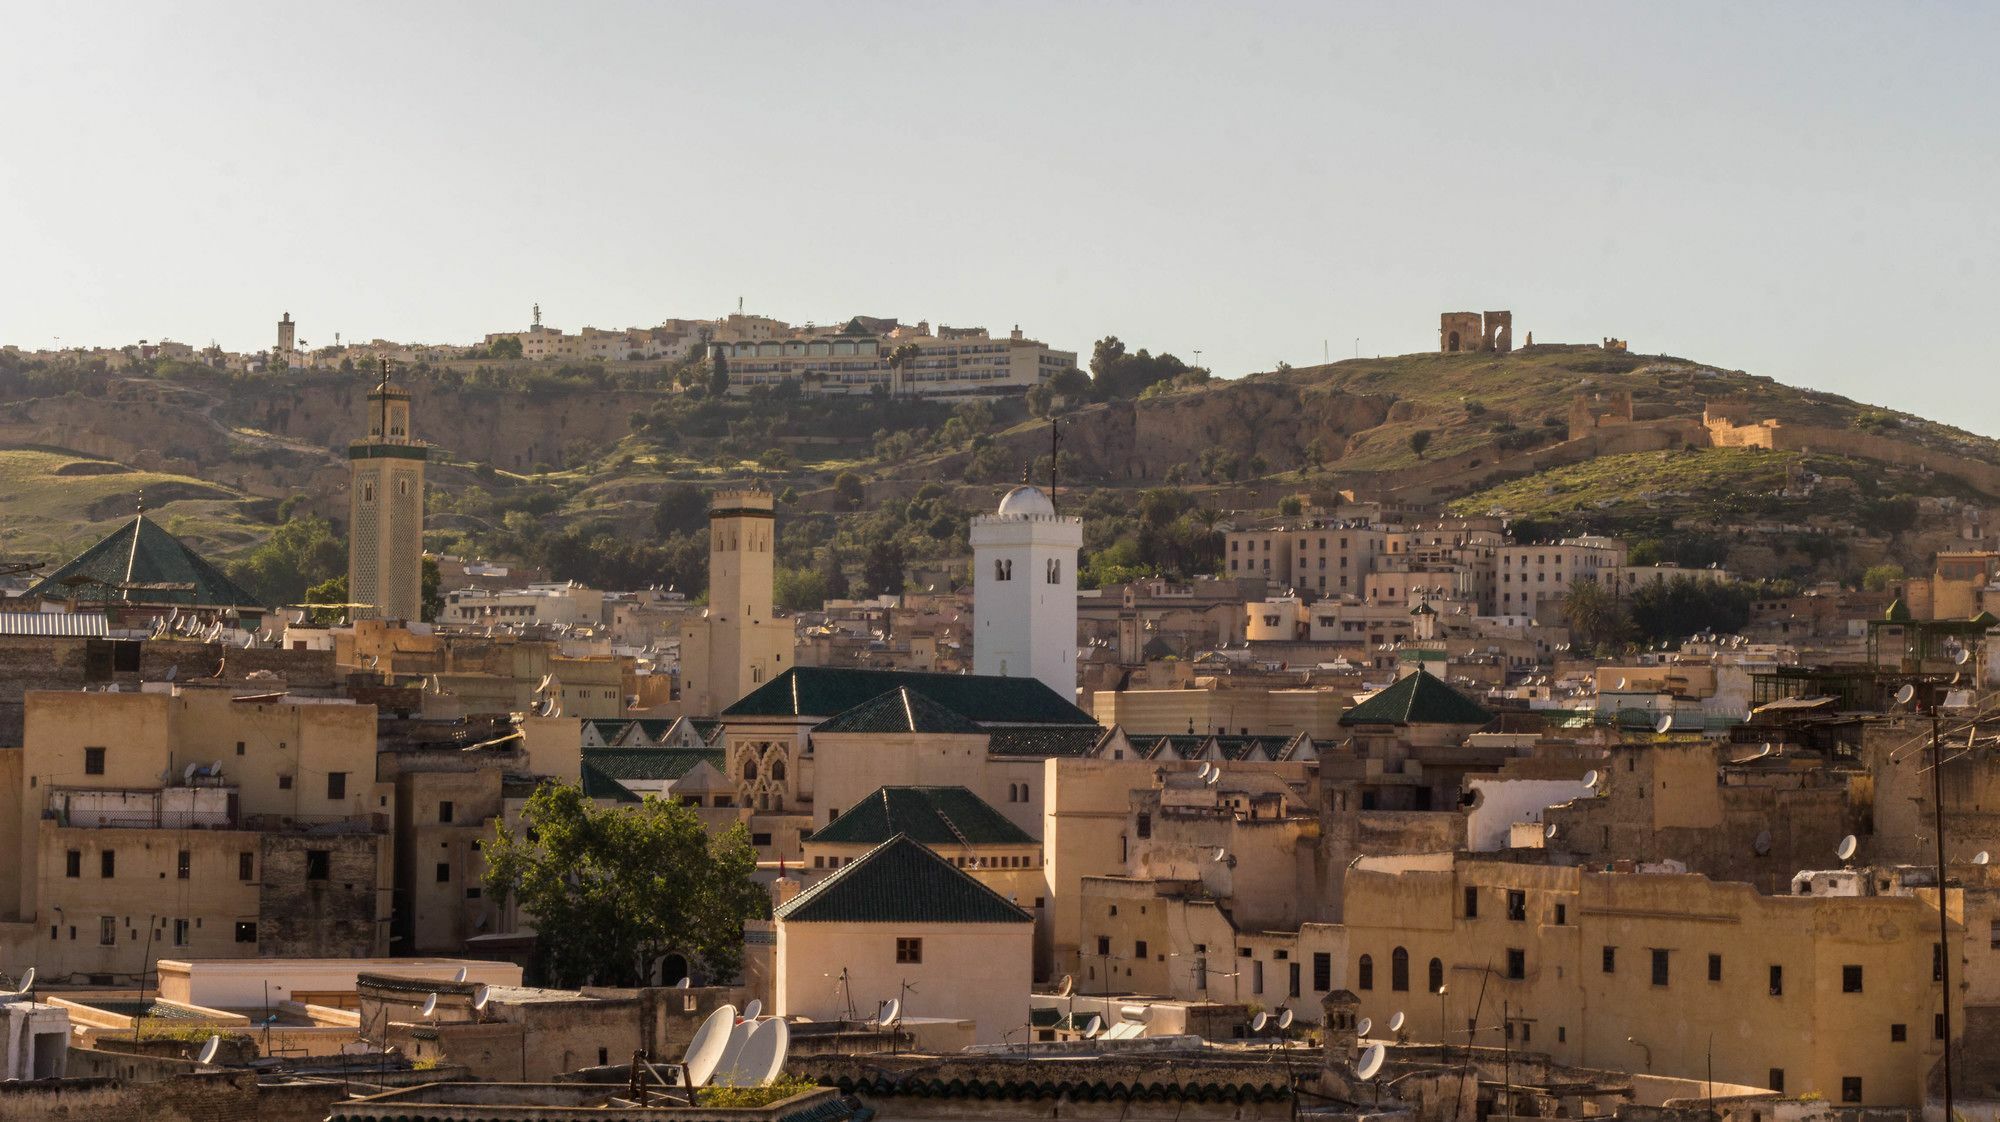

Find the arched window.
xmin=1429 ymin=957 xmax=1444 ymax=994
xmin=770 ymin=760 xmax=787 ymax=782
xmin=1392 ymin=947 xmax=1410 ymax=992
xmin=742 ymin=760 xmax=758 ymax=781
xmin=1357 ymin=954 xmax=1374 ymax=991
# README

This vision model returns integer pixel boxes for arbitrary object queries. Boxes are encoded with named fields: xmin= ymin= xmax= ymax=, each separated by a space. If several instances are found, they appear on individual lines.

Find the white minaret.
xmin=971 ymin=485 xmax=1082 ymax=700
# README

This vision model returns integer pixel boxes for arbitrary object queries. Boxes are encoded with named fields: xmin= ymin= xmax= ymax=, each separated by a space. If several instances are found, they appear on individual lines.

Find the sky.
xmin=4 ymin=2 xmax=1998 ymax=432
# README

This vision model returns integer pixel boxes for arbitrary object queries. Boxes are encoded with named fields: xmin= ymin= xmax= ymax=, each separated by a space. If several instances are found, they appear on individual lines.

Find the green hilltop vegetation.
xmin=1 ymin=337 xmax=1994 ymax=607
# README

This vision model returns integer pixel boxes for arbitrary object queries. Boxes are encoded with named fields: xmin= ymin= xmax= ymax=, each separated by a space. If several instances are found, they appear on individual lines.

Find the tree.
xmin=1862 ymin=562 xmax=1905 ymax=592
xmin=773 ymin=566 xmax=828 ymax=612
xmin=1049 ymin=366 xmax=1092 ymax=403
xmin=709 ymin=347 xmax=729 ymax=396
xmin=228 ymin=513 xmax=345 ymax=607
xmin=489 ymin=336 xmax=524 ymax=360
xmin=1089 ymin=335 xmax=1192 ymax=399
xmin=654 ymin=486 xmax=711 ymax=537
xmin=1409 ymin=429 xmax=1434 ymax=459
xmin=1278 ymin=496 xmax=1304 ymax=517
xmin=421 ymin=556 xmax=442 ymax=622
xmin=886 ymin=343 xmax=919 ymax=398
xmin=833 ymin=472 xmax=865 ymax=510
xmin=1627 ymin=576 xmax=1755 ymax=644
xmin=1561 ymin=577 xmax=1629 ymax=655
xmin=483 ymin=783 xmax=765 ymax=987
xmin=303 ymin=574 xmax=349 ymax=626
xmin=862 ymin=537 xmax=906 ymax=597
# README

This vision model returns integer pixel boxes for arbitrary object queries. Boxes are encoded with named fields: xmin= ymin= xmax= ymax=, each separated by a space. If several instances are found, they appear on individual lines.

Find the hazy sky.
xmin=5 ymin=3 xmax=1997 ymax=432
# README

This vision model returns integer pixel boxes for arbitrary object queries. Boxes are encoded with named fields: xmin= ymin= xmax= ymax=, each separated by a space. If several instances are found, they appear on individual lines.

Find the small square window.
xmin=326 ymin=772 xmax=347 ymax=801
xmin=1840 ymin=1077 xmax=1861 ymax=1104
xmin=1506 ymin=890 xmax=1526 ymax=921
xmin=435 ymin=862 xmax=451 ymax=883
xmin=84 ymin=746 xmax=105 ymax=775
xmin=1890 ymin=1023 xmax=1907 ymax=1042
xmin=1506 ymin=948 xmax=1525 ymax=980
xmin=279 ymin=774 xmax=293 ymax=790
xmin=1769 ymin=964 xmax=1783 ymax=996
xmin=235 ymin=921 xmax=257 ymax=944
xmin=896 ymin=937 xmax=923 ymax=964
xmin=1842 ymin=964 xmax=1863 ymax=993
xmin=1463 ymin=887 xmax=1478 ymax=918
xmin=1554 ymin=903 xmax=1566 ymax=925
xmin=1651 ymin=948 xmax=1670 ymax=987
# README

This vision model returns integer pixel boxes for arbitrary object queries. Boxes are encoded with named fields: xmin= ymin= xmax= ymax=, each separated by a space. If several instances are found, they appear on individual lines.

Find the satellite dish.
xmin=1206 ymin=769 xmax=1221 ymax=786
xmin=1836 ymin=835 xmax=1859 ymax=862
xmin=1895 ymin=684 xmax=1917 ymax=707
xmin=1356 ymin=1042 xmax=1387 ymax=1080
xmin=1251 ymin=1011 xmax=1269 ymax=1032
xmin=1082 ymin=1014 xmax=1104 ymax=1038
xmin=196 ymin=1035 xmax=221 ymax=1065
xmin=737 ymin=1017 xmax=789 ymax=1086
xmin=16 ymin=967 xmax=33 ymax=994
xmin=1615 ymin=677 xmax=1628 ymax=690
xmin=1278 ymin=1008 xmax=1295 ymax=1030
xmin=420 ymin=993 xmax=439 ymax=1018
xmin=1954 ymin=646 xmax=1972 ymax=666
xmin=1388 ymin=1011 xmax=1405 ymax=1032
xmin=882 ymin=998 xmax=902 ymax=1027
xmin=1544 ymin=822 xmax=1559 ymax=840
xmin=711 ymin=1018 xmax=757 ymax=1086
xmin=1212 ymin=846 xmax=1228 ymax=863
xmin=675 ymin=977 xmax=693 ymax=989
xmin=1582 ymin=769 xmax=1600 ymax=788
xmin=472 ymin=985 xmax=491 ymax=1012
xmin=453 ymin=966 xmax=468 ymax=983
xmin=184 ymin=762 xmax=201 ymax=783
xmin=1056 ymin=974 xmax=1074 ymax=997
xmin=682 ymin=1005 xmax=738 ymax=1089
xmin=1976 ymin=851 xmax=1992 ymax=866
xmin=743 ymin=997 xmax=763 ymax=1021
xmin=208 ymin=760 xmax=223 ymax=777
xmin=1654 ymin=714 xmax=1674 ymax=735
xmin=1753 ymin=830 xmax=1773 ymax=856
xmin=1356 ymin=1016 xmax=1373 ymax=1037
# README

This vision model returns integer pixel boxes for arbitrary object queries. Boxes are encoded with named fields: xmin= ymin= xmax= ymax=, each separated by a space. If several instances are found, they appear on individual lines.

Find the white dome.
xmin=997 ymin=485 xmax=1055 ymax=517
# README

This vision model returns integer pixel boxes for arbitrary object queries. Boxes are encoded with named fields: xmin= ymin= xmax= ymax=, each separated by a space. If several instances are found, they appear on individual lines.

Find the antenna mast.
xmin=1049 ymin=416 xmax=1061 ymax=515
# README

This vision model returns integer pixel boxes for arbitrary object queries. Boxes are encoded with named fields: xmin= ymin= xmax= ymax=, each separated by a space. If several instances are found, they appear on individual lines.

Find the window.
xmin=1135 ymin=940 xmax=1149 ymax=959
xmin=1651 ymin=949 xmax=1669 ymax=987
xmin=306 ymin=850 xmax=330 ymax=880
xmin=235 ymin=740 xmax=246 ymax=756
xmin=99 ymin=916 xmax=116 ymax=946
xmin=1252 ymin=960 xmax=1264 ymax=994
xmin=1840 ymin=1077 xmax=1861 ymax=1104
xmin=994 ymin=559 xmax=1012 ymax=581
xmin=65 ymin=850 xmax=80 ymax=878
xmin=1097 ymin=936 xmax=1111 ymax=956
xmin=279 ymin=774 xmax=293 ymax=790
xmin=1506 ymin=890 xmax=1526 ymax=921
xmin=101 ymin=850 xmax=116 ymax=878
xmin=1391 ymin=947 xmax=1410 ymax=991
xmin=1429 ymin=957 xmax=1444 ymax=993
xmin=1933 ymin=942 xmax=1943 ymax=981
xmin=1769 ymin=964 xmax=1783 ymax=996
xmin=1463 ymin=887 xmax=1478 ymax=918
xmin=232 ymin=921 xmax=256 ymax=944
xmin=326 ymin=772 xmax=347 ymax=801
xmin=1507 ymin=948 xmax=1526 ymax=980
xmin=84 ymin=746 xmax=105 ymax=775
xmin=1842 ymin=965 xmax=1863 ymax=993
xmin=1554 ymin=903 xmax=1566 ymax=925
xmin=176 ymin=850 xmax=190 ymax=880
xmin=1136 ymin=813 xmax=1151 ymax=839
xmin=1768 ymin=1069 xmax=1784 ymax=1094
xmin=1708 ymin=953 xmax=1722 ymax=982
xmin=1358 ymin=954 xmax=1374 ymax=990
xmin=1289 ymin=961 xmax=1301 ymax=998
xmin=1937 ymin=1013 xmax=1947 ymax=1040
xmin=1313 ymin=952 xmax=1331 ymax=991
xmin=1046 ymin=558 xmax=1061 ymax=584
xmin=896 ymin=937 xmax=923 ymax=964
xmin=751 ymin=832 xmax=771 ymax=847
xmin=172 ymin=918 xmax=189 ymax=947
xmin=239 ymin=852 xmax=254 ymax=880
xmin=436 ymin=862 xmax=451 ymax=883
xmin=1890 ymin=1023 xmax=1907 ymax=1042
xmin=439 ymin=801 xmax=454 ymax=824
xmin=465 ymin=887 xmax=481 ymax=899
xmin=1602 ymin=946 xmax=1616 ymax=974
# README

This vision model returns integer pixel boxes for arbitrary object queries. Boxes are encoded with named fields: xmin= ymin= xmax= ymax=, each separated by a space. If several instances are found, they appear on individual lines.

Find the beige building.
xmin=0 ymin=688 xmax=393 ymax=977
xmin=713 ymin=320 xmax=1077 ymax=399
xmin=1496 ymin=536 xmax=1627 ymax=615
xmin=774 ymin=834 xmax=1032 ymax=1043
xmin=348 ymin=378 xmax=428 ymax=622
xmin=676 ymin=490 xmax=794 ymax=717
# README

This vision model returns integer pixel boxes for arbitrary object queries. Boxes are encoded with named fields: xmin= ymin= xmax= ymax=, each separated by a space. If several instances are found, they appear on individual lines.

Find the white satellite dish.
xmin=675 ymin=977 xmax=693 ymax=989
xmin=1212 ymin=846 xmax=1228 ymax=863
xmin=1582 ymin=769 xmax=1600 ymax=788
xmin=472 ymin=985 xmax=491 ymax=1012
xmin=1654 ymin=714 xmax=1675 ymax=735
xmin=453 ymin=966 xmax=468 ymax=983
xmin=1615 ymin=677 xmax=1628 ymax=690
xmin=882 ymin=998 xmax=902 ymax=1027
xmin=15 ymin=967 xmax=33 ymax=993
xmin=1251 ymin=1011 xmax=1269 ymax=1032
xmin=735 ymin=1017 xmax=789 ymax=1086
xmin=1278 ymin=1008 xmax=1295 ymax=1030
xmin=1387 ymin=1011 xmax=1405 ymax=1033
xmin=184 ymin=762 xmax=201 ymax=783
xmin=1836 ymin=835 xmax=1859 ymax=862
xmin=1081 ymin=1014 xmax=1104 ymax=1038
xmin=1355 ymin=1016 xmax=1373 ymax=1037
xmin=196 ymin=1034 xmax=221 ymax=1065
xmin=743 ymin=997 xmax=764 ymax=1021
xmin=420 ymin=993 xmax=439 ymax=1018
xmin=1976 ymin=851 xmax=1992 ymax=866
xmin=1753 ymin=830 xmax=1773 ymax=856
xmin=1544 ymin=822 xmax=1559 ymax=840
xmin=1895 ymin=684 xmax=1917 ymax=707
xmin=682 ymin=1005 xmax=737 ymax=1089
xmin=711 ymin=1018 xmax=757 ymax=1086
xmin=1953 ymin=646 xmax=1972 ymax=666
xmin=1206 ymin=770 xmax=1221 ymax=786
xmin=1356 ymin=1042 xmax=1387 ymax=1080
xmin=1056 ymin=974 xmax=1074 ymax=998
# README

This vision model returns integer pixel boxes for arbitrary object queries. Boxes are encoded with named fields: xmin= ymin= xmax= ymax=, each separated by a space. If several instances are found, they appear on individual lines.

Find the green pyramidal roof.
xmin=724 ymin=666 xmax=1093 ymax=725
xmin=29 ymin=513 xmax=261 ymax=609
xmin=775 ymin=834 xmax=1032 ymax=924
xmin=807 ymin=786 xmax=1034 ymax=847
xmin=1338 ymin=669 xmax=1494 ymax=727
xmin=813 ymin=688 xmax=986 ymax=735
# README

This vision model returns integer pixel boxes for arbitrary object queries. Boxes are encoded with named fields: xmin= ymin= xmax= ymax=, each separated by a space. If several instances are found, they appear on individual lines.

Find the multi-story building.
xmin=442 ymin=582 xmax=605 ymax=629
xmin=711 ymin=320 xmax=1076 ymax=399
xmin=1495 ymin=536 xmax=1628 ymax=615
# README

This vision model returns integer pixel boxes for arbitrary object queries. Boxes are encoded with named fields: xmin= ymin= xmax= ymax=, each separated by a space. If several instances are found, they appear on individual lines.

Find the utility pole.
xmin=1049 ymin=416 xmax=1061 ymax=514
xmin=1933 ymin=704 xmax=1955 ymax=1122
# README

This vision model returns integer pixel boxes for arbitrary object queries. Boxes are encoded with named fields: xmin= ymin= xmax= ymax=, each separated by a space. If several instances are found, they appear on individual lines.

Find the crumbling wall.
xmin=258 ymin=833 xmax=388 ymax=956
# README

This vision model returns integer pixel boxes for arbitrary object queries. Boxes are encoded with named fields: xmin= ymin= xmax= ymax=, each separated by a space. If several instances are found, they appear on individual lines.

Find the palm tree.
xmin=886 ymin=343 xmax=919 ymax=399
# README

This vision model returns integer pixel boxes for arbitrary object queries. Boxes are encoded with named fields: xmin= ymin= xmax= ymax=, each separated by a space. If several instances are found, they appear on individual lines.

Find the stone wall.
xmin=0 ymin=1071 xmax=339 ymax=1122
xmin=259 ymin=832 xmax=390 ymax=956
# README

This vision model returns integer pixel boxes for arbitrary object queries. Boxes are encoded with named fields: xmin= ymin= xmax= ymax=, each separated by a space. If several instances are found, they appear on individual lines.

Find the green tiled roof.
xmin=688 ymin=718 xmax=725 ymax=744
xmin=1338 ymin=669 xmax=1493 ymax=727
xmin=806 ymin=786 xmax=1034 ymax=847
xmin=814 ymin=688 xmax=985 ymax=735
xmin=724 ymin=667 xmax=1091 ymax=725
xmin=580 ymin=761 xmax=641 ymax=803
xmin=1214 ymin=735 xmax=1291 ymax=761
xmin=29 ymin=513 xmax=261 ymax=609
xmin=985 ymin=725 xmax=1104 ymax=758
xmin=775 ymin=834 xmax=1031 ymax=925
xmin=582 ymin=747 xmax=723 ymax=781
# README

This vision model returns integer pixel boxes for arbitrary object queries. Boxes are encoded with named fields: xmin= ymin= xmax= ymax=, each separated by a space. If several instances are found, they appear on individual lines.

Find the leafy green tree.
xmin=483 ymin=783 xmax=766 ymax=987
xmin=1862 ymin=563 xmax=1905 ymax=592
xmin=1561 ymin=577 xmax=1629 ymax=655
xmin=228 ymin=513 xmax=345 ymax=606
xmin=863 ymin=537 xmax=906 ymax=597
xmin=653 ymin=486 xmax=710 ymax=537
xmin=1089 ymin=335 xmax=1194 ymax=399
xmin=1628 ymin=576 xmax=1754 ymax=644
xmin=489 ymin=336 xmax=524 ymax=360
xmin=304 ymin=574 xmax=349 ymax=626
xmin=1409 ymin=430 xmax=1433 ymax=459
xmin=833 ymin=472 xmax=865 ymax=510
xmin=421 ymin=556 xmax=442 ymax=622
xmin=1278 ymin=496 xmax=1304 ymax=517
xmin=774 ymin=566 xmax=828 ymax=612
xmin=709 ymin=347 xmax=729 ymax=396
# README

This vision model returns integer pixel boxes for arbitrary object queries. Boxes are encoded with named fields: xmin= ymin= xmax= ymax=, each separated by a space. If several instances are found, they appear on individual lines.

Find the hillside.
xmin=2 ymin=342 xmax=1995 ymax=599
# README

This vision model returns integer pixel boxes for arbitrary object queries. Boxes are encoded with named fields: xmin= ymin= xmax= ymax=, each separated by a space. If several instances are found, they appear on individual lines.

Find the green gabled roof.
xmin=806 ymin=786 xmax=1034 ymax=848
xmin=813 ymin=688 xmax=984 ymax=735
xmin=688 ymin=718 xmax=725 ymax=745
xmin=580 ymin=761 xmax=642 ymax=803
xmin=1214 ymin=735 xmax=1289 ymax=761
xmin=582 ymin=747 xmax=723 ymax=782
xmin=775 ymin=834 xmax=1031 ymax=925
xmin=723 ymin=667 xmax=1092 ymax=725
xmin=1131 ymin=734 xmax=1206 ymax=759
xmin=29 ymin=513 xmax=261 ymax=609
xmin=1338 ymin=669 xmax=1494 ymax=727
xmin=985 ymin=725 xmax=1105 ymax=758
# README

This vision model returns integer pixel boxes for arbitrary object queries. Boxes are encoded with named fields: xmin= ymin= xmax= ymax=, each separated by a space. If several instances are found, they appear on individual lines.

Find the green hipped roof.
xmin=806 ymin=786 xmax=1035 ymax=847
xmin=813 ymin=688 xmax=985 ymax=735
xmin=724 ymin=666 xmax=1093 ymax=726
xmin=775 ymin=834 xmax=1032 ymax=925
xmin=580 ymin=761 xmax=642 ymax=803
xmin=1338 ymin=668 xmax=1494 ymax=727
xmin=985 ymin=725 xmax=1105 ymax=758
xmin=29 ymin=513 xmax=261 ymax=609
xmin=582 ymin=747 xmax=722 ymax=782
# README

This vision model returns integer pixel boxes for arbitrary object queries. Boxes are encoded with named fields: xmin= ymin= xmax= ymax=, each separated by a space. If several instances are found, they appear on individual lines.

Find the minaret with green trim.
xmin=347 ymin=366 xmax=427 ymax=621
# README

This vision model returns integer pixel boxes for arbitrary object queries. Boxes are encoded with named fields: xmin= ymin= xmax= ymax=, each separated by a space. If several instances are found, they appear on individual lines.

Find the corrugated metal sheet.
xmin=0 ymin=611 xmax=109 ymax=637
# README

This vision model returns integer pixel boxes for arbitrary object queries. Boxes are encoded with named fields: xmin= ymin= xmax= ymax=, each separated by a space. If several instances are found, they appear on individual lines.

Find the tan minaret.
xmin=347 ymin=366 xmax=427 ymax=621
xmin=677 ymin=489 xmax=793 ymax=714
xmin=277 ymin=312 xmax=296 ymax=361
